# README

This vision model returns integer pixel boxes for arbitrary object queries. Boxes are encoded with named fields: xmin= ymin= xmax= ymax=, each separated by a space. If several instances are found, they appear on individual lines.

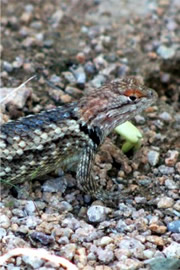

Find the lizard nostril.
xmin=148 ymin=89 xmax=153 ymax=98
xmin=147 ymin=88 xmax=158 ymax=102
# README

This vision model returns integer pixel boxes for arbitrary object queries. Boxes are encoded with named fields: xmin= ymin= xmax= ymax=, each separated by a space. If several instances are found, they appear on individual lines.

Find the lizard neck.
xmin=79 ymin=122 xmax=103 ymax=147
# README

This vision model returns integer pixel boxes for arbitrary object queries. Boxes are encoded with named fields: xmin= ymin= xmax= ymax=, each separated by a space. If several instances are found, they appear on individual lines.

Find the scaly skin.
xmin=0 ymin=76 xmax=157 ymax=200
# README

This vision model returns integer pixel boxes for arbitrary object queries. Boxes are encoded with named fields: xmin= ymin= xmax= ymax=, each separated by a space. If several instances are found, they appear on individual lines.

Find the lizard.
xmin=0 ymin=76 xmax=157 ymax=201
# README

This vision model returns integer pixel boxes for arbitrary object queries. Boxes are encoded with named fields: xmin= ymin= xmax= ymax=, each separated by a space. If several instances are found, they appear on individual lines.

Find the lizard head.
xmin=78 ymin=76 xmax=157 ymax=139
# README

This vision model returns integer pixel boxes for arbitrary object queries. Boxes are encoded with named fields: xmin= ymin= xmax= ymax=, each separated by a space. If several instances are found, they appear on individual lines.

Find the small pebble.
xmin=50 ymin=9 xmax=64 ymax=27
xmin=146 ymin=257 xmax=180 ymax=270
xmin=22 ymin=255 xmax=43 ymax=268
xmin=30 ymin=231 xmax=54 ymax=245
xmin=116 ymin=259 xmax=142 ymax=270
xmin=0 ymin=228 xmax=7 ymax=240
xmin=87 ymin=205 xmax=107 ymax=223
xmin=114 ymin=248 xmax=131 ymax=259
xmin=12 ymin=56 xmax=24 ymax=68
xmin=159 ymin=112 xmax=172 ymax=122
xmin=60 ymin=94 xmax=72 ymax=103
xmin=91 ymin=74 xmax=106 ymax=88
xmin=42 ymin=177 xmax=67 ymax=193
xmin=97 ymin=247 xmax=114 ymax=263
xmin=116 ymin=220 xmax=129 ymax=233
xmin=118 ymin=203 xmax=133 ymax=217
xmin=143 ymin=249 xmax=155 ymax=259
xmin=65 ymin=86 xmax=82 ymax=97
xmin=172 ymin=233 xmax=180 ymax=243
xmin=100 ymin=35 xmax=112 ymax=47
xmin=76 ymin=52 xmax=86 ymax=64
xmin=61 ymin=217 xmax=80 ymax=230
xmin=165 ymin=150 xmax=179 ymax=166
xmin=0 ymin=214 xmax=11 ymax=228
xmin=147 ymin=150 xmax=160 ymax=166
xmin=147 ymin=215 xmax=159 ymax=225
xmin=87 ymin=252 xmax=97 ymax=261
xmin=167 ymin=220 xmax=180 ymax=233
xmin=157 ymin=45 xmax=176 ymax=59
xmin=43 ymin=39 xmax=54 ymax=48
xmin=81 ymin=25 xmax=89 ymax=34
xmin=72 ymin=66 xmax=86 ymax=86
xmin=60 ymin=243 xmax=76 ymax=260
xmin=149 ymin=223 xmax=167 ymax=234
xmin=49 ymin=74 xmax=61 ymax=83
xmin=157 ymin=197 xmax=174 ymax=208
xmin=134 ymin=115 xmax=145 ymax=124
xmin=158 ymin=165 xmax=175 ymax=175
xmin=135 ymin=217 xmax=148 ymax=232
xmin=160 ymin=73 xmax=170 ymax=83
xmin=117 ymin=64 xmax=130 ymax=77
xmin=58 ymin=201 xmax=73 ymax=212
xmin=93 ymin=55 xmax=108 ymax=70
xmin=24 ymin=216 xmax=41 ymax=229
xmin=84 ymin=61 xmax=96 ymax=75
xmin=166 ymin=19 xmax=177 ymax=30
xmin=62 ymin=71 xmax=76 ymax=84
xmin=101 ymin=63 xmax=117 ymax=76
xmin=35 ymin=33 xmax=44 ymax=42
xmin=99 ymin=236 xmax=113 ymax=246
xmin=23 ymin=62 xmax=35 ymax=72
xmin=22 ymin=37 xmax=37 ymax=47
xmin=135 ymin=196 xmax=147 ymax=204
xmin=57 ymin=236 xmax=69 ymax=245
xmin=3 ymin=61 xmax=13 ymax=72
xmin=146 ymin=235 xmax=164 ymax=246
xmin=5 ymin=266 xmax=20 ymax=270
xmin=25 ymin=201 xmax=36 ymax=215
xmin=163 ymin=242 xmax=180 ymax=258
xmin=139 ymin=179 xmax=152 ymax=186
xmin=30 ymin=21 xmax=42 ymax=29
xmin=54 ymin=227 xmax=73 ymax=238
xmin=174 ymin=201 xmax=180 ymax=211
xmin=25 ymin=4 xmax=34 ymax=12
xmin=20 ymin=12 xmax=32 ymax=24
xmin=118 ymin=238 xmax=145 ymax=258
xmin=165 ymin=179 xmax=178 ymax=189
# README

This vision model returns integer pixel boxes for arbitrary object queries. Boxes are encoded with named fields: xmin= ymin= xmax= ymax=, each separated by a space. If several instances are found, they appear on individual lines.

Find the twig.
xmin=0 ymin=247 xmax=78 ymax=270
xmin=0 ymin=75 xmax=37 ymax=104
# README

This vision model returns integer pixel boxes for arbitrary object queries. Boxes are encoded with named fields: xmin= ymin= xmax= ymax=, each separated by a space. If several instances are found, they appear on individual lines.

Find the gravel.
xmin=3 ymin=61 xmax=13 ymax=73
xmin=158 ymin=165 xmax=175 ymax=175
xmin=157 ymin=45 xmax=176 ymax=59
xmin=42 ymin=177 xmax=67 ymax=193
xmin=87 ymin=205 xmax=109 ymax=223
xmin=157 ymin=197 xmax=174 ymax=209
xmin=22 ymin=256 xmax=44 ymax=268
xmin=167 ymin=220 xmax=180 ymax=233
xmin=163 ymin=242 xmax=180 ymax=258
xmin=147 ymin=150 xmax=160 ymax=166
xmin=1 ymin=0 xmax=180 ymax=269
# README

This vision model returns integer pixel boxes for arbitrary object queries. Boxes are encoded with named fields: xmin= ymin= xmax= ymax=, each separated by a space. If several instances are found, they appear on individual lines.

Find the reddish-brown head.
xmin=78 ymin=76 xmax=157 ymax=138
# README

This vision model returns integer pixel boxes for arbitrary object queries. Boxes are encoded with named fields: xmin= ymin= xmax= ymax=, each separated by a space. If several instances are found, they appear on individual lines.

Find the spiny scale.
xmin=0 ymin=77 xmax=157 ymax=201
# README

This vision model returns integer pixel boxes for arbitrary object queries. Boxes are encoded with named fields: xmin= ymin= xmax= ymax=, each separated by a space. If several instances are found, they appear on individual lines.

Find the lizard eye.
xmin=129 ymin=95 xmax=137 ymax=101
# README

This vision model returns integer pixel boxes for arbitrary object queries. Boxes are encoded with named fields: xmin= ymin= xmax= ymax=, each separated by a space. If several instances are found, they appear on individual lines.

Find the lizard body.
xmin=0 ymin=77 xmax=157 ymax=200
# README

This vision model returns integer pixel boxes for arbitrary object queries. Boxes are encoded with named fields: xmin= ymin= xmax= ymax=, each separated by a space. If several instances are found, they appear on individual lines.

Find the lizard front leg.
xmin=76 ymin=143 xmax=98 ymax=194
xmin=76 ymin=143 xmax=128 ymax=202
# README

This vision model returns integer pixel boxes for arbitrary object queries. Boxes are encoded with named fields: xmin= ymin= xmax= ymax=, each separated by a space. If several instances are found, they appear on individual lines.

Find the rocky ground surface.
xmin=0 ymin=0 xmax=180 ymax=269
